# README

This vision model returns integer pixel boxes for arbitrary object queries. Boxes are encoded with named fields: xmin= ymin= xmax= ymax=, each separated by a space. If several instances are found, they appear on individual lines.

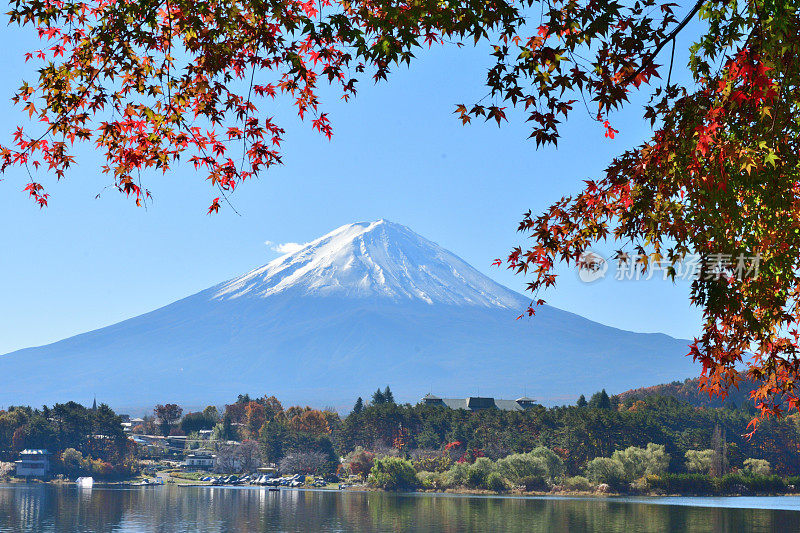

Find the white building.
xmin=15 ymin=449 xmax=51 ymax=477
xmin=126 ymin=417 xmax=145 ymax=432
xmin=183 ymin=452 xmax=216 ymax=471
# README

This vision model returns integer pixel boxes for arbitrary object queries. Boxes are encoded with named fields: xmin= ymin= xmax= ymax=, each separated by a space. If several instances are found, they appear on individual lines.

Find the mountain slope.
xmin=617 ymin=375 xmax=756 ymax=408
xmin=0 ymin=220 xmax=698 ymax=410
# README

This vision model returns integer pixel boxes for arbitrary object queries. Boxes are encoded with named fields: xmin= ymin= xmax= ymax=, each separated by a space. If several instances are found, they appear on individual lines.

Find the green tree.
xmin=202 ymin=406 xmax=221 ymax=424
xmin=576 ymin=395 xmax=588 ymax=408
xmin=371 ymin=389 xmax=386 ymax=406
xmin=352 ymin=397 xmax=364 ymax=415
xmin=181 ymin=411 xmax=216 ymax=434
xmin=383 ymin=387 xmax=395 ymax=405
xmin=154 ymin=404 xmax=183 ymax=436
xmin=60 ymin=448 xmax=84 ymax=476
xmin=259 ymin=418 xmax=289 ymax=464
xmin=588 ymin=390 xmax=612 ymax=410
xmin=685 ymin=450 xmax=716 ymax=475
xmin=743 ymin=458 xmax=771 ymax=476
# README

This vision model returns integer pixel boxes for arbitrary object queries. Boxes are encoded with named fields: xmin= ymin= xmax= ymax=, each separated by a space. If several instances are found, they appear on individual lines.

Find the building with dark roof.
xmin=15 ymin=449 xmax=51 ymax=477
xmin=420 ymin=394 xmax=537 ymax=411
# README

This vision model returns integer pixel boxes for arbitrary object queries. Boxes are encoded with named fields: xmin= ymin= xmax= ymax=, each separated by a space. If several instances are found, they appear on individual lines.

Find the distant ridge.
xmin=617 ymin=374 xmax=756 ymax=408
xmin=0 ymin=220 xmax=699 ymax=410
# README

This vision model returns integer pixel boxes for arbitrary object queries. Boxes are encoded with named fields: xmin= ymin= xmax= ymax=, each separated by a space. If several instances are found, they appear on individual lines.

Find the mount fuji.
xmin=0 ymin=220 xmax=697 ymax=411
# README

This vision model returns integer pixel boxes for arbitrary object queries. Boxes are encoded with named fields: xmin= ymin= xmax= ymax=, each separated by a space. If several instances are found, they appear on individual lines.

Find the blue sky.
xmin=0 ymin=21 xmax=703 ymax=356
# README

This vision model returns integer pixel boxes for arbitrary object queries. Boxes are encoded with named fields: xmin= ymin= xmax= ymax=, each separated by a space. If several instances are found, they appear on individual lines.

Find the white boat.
xmin=76 ymin=477 xmax=94 ymax=488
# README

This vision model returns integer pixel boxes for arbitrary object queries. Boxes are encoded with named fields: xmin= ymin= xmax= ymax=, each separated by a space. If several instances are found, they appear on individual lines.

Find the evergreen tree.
xmin=371 ymin=388 xmax=386 ymax=405
xmin=384 ymin=386 xmax=395 ymax=404
xmin=710 ymin=424 xmax=729 ymax=477
xmin=222 ymin=415 xmax=237 ymax=441
xmin=576 ymin=395 xmax=588 ymax=408
xmin=588 ymin=389 xmax=612 ymax=410
xmin=610 ymin=395 xmax=620 ymax=411
xmin=352 ymin=397 xmax=364 ymax=414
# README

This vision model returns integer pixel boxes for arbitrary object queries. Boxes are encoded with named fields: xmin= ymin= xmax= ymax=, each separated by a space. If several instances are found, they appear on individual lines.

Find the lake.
xmin=0 ymin=484 xmax=799 ymax=532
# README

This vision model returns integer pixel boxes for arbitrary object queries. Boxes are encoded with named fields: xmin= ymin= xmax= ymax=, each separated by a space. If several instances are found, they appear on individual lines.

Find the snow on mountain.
xmin=213 ymin=220 xmax=523 ymax=308
xmin=0 ymin=220 xmax=698 ymax=411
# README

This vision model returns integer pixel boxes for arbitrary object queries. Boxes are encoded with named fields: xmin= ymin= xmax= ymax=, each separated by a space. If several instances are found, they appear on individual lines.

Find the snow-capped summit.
xmin=213 ymin=220 xmax=524 ymax=308
xmin=0 ymin=219 xmax=697 ymax=410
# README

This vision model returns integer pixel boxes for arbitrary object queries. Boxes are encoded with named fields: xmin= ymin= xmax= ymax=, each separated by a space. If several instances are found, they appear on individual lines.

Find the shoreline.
xmin=4 ymin=478 xmax=797 ymax=499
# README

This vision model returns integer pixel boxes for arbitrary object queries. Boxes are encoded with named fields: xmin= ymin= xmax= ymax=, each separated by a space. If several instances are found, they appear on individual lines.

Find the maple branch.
xmin=175 ymin=114 xmax=242 ymax=216
xmin=622 ymin=0 xmax=704 ymax=87
xmin=25 ymin=43 xmax=117 ymax=150
xmin=165 ymin=0 xmax=173 ymax=110
xmin=241 ymin=49 xmax=259 ymax=174
xmin=667 ymin=37 xmax=676 ymax=87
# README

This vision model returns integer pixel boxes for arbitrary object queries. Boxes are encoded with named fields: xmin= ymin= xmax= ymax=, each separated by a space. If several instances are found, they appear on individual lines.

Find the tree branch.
xmin=623 ymin=0 xmax=704 ymax=86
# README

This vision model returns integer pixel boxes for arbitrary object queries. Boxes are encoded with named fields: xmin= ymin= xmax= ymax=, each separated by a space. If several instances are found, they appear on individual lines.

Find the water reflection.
xmin=0 ymin=484 xmax=798 ymax=532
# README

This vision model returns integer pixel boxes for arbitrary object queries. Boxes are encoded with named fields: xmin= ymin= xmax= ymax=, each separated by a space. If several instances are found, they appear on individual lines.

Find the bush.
xmin=411 ymin=450 xmax=452 ymax=473
xmin=529 ymin=447 xmax=565 ymax=480
xmin=564 ymin=476 xmax=593 ymax=492
xmin=717 ymin=473 xmax=748 ymax=494
xmin=585 ymin=457 xmax=626 ymax=489
xmin=416 ymin=471 xmax=436 ymax=489
xmin=495 ymin=452 xmax=548 ymax=488
xmin=685 ymin=449 xmax=715 ymax=475
xmin=0 ymin=462 xmax=15 ymax=478
xmin=742 ymin=475 xmax=785 ymax=494
xmin=647 ymin=473 xmax=714 ymax=494
xmin=743 ymin=458 xmax=771 ymax=477
xmin=612 ymin=443 xmax=670 ymax=481
xmin=518 ymin=475 xmax=549 ymax=491
xmin=417 ymin=471 xmax=452 ymax=490
xmin=494 ymin=447 xmax=563 ymax=488
xmin=785 ymin=476 xmax=800 ymax=491
xmin=368 ymin=457 xmax=418 ymax=490
xmin=716 ymin=474 xmax=792 ymax=494
xmin=486 ymin=472 xmax=508 ymax=492
xmin=445 ymin=462 xmax=471 ymax=486
xmin=466 ymin=457 xmax=494 ymax=488
xmin=342 ymin=447 xmax=374 ymax=478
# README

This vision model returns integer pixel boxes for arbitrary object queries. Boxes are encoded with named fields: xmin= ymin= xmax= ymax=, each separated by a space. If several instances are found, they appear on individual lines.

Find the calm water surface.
xmin=0 ymin=484 xmax=799 ymax=532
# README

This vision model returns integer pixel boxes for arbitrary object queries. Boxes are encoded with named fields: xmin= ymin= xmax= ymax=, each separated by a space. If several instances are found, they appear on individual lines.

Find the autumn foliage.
xmin=4 ymin=0 xmax=800 ymax=429
xmin=490 ymin=2 xmax=800 ymax=432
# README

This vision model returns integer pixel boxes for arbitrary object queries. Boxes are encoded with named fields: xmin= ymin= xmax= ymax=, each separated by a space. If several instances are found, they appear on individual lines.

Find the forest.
xmin=3 ymin=387 xmax=800 ymax=491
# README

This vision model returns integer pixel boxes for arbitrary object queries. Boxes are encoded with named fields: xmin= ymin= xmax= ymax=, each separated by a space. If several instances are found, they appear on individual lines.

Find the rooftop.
xmin=420 ymin=394 xmax=537 ymax=411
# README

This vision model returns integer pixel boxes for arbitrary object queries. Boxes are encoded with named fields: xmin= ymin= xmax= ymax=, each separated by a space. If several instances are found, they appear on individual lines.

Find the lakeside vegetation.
xmin=3 ymin=386 xmax=800 ymax=495
xmin=0 ymin=402 xmax=136 ymax=479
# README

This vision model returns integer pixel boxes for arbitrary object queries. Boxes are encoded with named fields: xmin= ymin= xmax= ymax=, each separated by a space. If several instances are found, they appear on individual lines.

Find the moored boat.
xmin=76 ymin=477 xmax=94 ymax=488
